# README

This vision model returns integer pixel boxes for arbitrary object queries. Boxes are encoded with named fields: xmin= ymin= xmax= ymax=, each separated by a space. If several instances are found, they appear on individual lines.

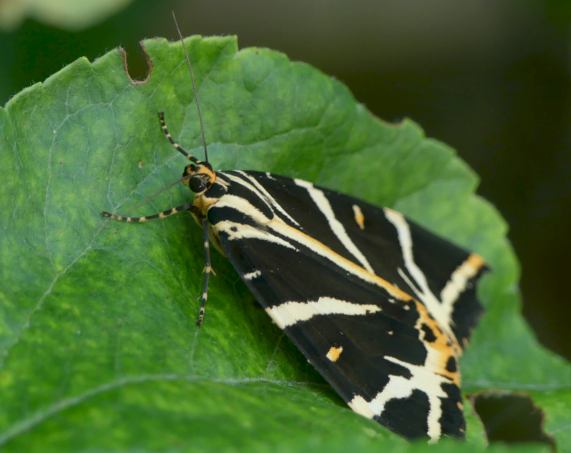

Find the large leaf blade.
xmin=0 ymin=36 xmax=568 ymax=451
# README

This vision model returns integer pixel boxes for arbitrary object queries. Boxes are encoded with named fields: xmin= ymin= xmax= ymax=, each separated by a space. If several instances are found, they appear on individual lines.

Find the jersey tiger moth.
xmin=102 ymin=15 xmax=488 ymax=442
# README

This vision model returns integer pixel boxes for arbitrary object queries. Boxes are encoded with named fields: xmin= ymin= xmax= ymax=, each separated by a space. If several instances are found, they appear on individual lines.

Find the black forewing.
xmin=206 ymin=170 xmax=476 ymax=440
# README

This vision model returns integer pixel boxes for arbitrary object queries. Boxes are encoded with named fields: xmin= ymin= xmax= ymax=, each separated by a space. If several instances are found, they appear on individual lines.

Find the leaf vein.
xmin=0 ymin=374 xmax=320 ymax=447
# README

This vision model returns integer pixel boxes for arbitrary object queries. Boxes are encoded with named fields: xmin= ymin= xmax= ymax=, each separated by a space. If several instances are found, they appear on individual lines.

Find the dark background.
xmin=2 ymin=0 xmax=569 ymax=360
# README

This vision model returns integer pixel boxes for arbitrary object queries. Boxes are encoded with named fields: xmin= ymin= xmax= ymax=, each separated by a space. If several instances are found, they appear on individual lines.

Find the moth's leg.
xmin=196 ymin=217 xmax=212 ymax=327
xmin=101 ymin=203 xmax=196 ymax=223
xmin=158 ymin=112 xmax=195 ymax=160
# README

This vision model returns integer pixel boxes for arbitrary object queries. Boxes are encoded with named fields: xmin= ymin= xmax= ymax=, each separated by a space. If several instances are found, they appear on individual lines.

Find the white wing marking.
xmin=295 ymin=179 xmax=375 ymax=274
xmin=243 ymin=270 xmax=262 ymax=280
xmin=265 ymin=297 xmax=381 ymax=329
xmin=237 ymin=171 xmax=300 ymax=226
xmin=440 ymin=255 xmax=483 ymax=324
xmin=384 ymin=208 xmax=452 ymax=335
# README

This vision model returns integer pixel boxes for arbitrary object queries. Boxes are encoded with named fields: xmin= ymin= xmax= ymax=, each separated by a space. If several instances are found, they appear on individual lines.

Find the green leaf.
xmin=0 ymin=0 xmax=133 ymax=31
xmin=0 ymin=36 xmax=569 ymax=451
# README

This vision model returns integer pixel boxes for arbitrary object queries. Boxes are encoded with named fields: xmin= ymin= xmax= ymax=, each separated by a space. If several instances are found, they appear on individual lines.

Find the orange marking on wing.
xmin=352 ymin=204 xmax=365 ymax=230
xmin=326 ymin=346 xmax=344 ymax=362
xmin=414 ymin=300 xmax=461 ymax=385
xmin=467 ymin=254 xmax=486 ymax=272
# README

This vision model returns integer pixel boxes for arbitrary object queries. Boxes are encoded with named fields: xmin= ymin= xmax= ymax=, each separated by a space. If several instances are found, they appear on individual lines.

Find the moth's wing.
xmin=207 ymin=170 xmax=481 ymax=440
xmin=218 ymin=171 xmax=487 ymax=346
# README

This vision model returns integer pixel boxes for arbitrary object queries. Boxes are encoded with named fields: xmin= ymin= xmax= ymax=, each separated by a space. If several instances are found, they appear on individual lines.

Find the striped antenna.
xmin=171 ymin=10 xmax=209 ymax=163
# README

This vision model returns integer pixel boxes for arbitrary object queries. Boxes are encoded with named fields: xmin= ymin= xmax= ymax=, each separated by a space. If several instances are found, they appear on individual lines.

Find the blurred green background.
xmin=1 ymin=0 xmax=569 ymax=361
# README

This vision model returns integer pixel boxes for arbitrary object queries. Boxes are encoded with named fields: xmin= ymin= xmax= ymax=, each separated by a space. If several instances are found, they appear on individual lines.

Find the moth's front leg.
xmin=101 ymin=203 xmax=196 ymax=223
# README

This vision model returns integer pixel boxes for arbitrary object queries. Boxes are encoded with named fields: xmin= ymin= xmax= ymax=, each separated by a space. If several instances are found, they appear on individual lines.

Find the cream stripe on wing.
xmin=238 ymin=171 xmax=300 ymax=226
xmin=243 ymin=270 xmax=262 ymax=280
xmin=223 ymin=173 xmax=274 ymax=213
xmin=213 ymin=194 xmax=270 ymax=225
xmin=440 ymin=254 xmax=485 ymax=322
xmin=295 ymin=179 xmax=374 ymax=273
xmin=384 ymin=208 xmax=451 ymax=335
xmin=266 ymin=297 xmax=381 ymax=329
xmin=212 ymin=195 xmax=298 ymax=250
xmin=225 ymin=172 xmax=300 ymax=227
xmin=364 ymin=355 xmax=448 ymax=442
xmin=216 ymin=220 xmax=298 ymax=251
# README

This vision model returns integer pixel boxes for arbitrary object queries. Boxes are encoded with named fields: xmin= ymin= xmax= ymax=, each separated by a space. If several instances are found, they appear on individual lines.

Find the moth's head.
xmin=182 ymin=161 xmax=216 ymax=194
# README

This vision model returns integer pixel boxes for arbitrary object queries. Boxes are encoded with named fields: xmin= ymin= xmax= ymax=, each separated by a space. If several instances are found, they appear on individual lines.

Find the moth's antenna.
xmin=171 ymin=10 xmax=209 ymax=163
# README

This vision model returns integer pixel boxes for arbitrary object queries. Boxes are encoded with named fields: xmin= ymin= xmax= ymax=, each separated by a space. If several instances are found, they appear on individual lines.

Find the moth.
xmin=102 ymin=16 xmax=487 ymax=442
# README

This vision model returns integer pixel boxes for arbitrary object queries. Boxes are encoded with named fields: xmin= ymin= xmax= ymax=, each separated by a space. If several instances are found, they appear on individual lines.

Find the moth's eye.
xmin=189 ymin=175 xmax=209 ymax=193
